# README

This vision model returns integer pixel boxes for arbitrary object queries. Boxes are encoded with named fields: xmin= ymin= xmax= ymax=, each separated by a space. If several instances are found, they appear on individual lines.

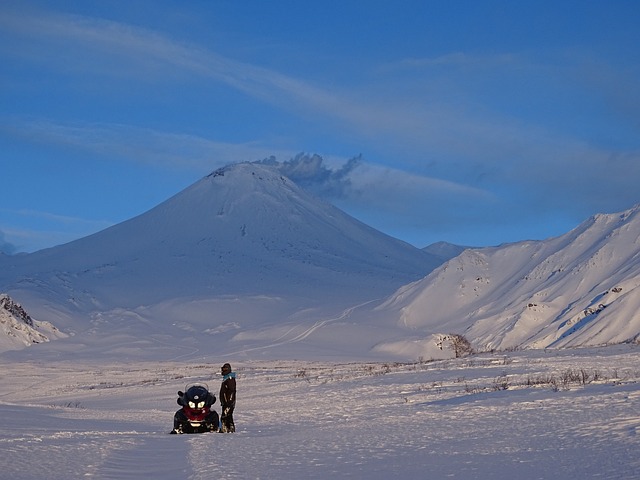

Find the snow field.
xmin=0 ymin=345 xmax=638 ymax=479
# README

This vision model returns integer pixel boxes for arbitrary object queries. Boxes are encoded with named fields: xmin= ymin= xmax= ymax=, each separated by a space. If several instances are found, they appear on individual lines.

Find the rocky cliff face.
xmin=0 ymin=294 xmax=65 ymax=351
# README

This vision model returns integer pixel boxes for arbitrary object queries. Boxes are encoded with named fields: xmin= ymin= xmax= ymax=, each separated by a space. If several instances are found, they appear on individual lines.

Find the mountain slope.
xmin=0 ymin=294 xmax=65 ymax=351
xmin=372 ymin=204 xmax=640 ymax=355
xmin=0 ymin=162 xmax=440 ymax=356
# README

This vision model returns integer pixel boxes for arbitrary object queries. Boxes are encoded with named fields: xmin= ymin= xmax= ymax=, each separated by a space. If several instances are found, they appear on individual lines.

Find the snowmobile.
xmin=170 ymin=383 xmax=220 ymax=434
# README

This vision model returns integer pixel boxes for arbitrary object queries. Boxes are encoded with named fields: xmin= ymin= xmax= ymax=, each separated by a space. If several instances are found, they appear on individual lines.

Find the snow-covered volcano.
xmin=0 ymin=162 xmax=440 ymax=358
xmin=371 ymin=204 xmax=640 ymax=356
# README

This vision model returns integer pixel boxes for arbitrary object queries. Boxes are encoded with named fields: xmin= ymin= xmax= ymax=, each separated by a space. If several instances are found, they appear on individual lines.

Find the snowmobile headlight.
xmin=197 ymin=401 xmax=205 ymax=408
xmin=188 ymin=401 xmax=196 ymax=408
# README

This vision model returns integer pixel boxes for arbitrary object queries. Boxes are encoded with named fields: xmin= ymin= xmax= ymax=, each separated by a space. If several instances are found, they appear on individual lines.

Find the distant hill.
xmin=422 ymin=241 xmax=471 ymax=263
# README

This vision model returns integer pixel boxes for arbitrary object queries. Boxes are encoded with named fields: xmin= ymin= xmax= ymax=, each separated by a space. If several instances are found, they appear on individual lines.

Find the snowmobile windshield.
xmin=184 ymin=383 xmax=210 ymax=409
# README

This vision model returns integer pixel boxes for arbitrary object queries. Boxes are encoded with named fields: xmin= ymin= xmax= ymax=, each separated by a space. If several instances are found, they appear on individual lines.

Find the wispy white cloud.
xmin=0 ymin=8 xmax=347 ymax=116
xmin=0 ymin=207 xmax=111 ymax=228
xmin=0 ymin=6 xmax=540 ymax=158
xmin=0 ymin=119 xmax=293 ymax=171
xmin=257 ymin=153 xmax=493 ymax=209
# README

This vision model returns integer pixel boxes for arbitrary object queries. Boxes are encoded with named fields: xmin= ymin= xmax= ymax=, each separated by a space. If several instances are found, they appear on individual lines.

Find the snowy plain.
xmin=1 ymin=344 xmax=638 ymax=479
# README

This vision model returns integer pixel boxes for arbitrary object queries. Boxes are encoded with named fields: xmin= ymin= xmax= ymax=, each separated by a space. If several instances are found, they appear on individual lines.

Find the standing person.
xmin=219 ymin=363 xmax=236 ymax=432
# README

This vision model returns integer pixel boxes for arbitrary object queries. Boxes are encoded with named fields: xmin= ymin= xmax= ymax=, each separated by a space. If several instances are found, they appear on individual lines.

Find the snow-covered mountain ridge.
xmin=0 ymin=162 xmax=638 ymax=360
xmin=372 ymin=204 xmax=640 ymax=354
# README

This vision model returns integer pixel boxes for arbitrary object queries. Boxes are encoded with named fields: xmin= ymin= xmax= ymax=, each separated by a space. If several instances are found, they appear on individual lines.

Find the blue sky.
xmin=1 ymin=1 xmax=639 ymax=253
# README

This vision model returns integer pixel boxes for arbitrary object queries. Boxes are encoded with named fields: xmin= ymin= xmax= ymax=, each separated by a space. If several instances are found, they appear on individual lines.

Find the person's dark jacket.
xmin=220 ymin=372 xmax=236 ymax=408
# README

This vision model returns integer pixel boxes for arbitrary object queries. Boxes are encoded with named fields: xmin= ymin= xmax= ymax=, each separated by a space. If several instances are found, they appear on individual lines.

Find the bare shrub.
xmin=493 ymin=375 xmax=509 ymax=391
xmin=443 ymin=334 xmax=474 ymax=358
